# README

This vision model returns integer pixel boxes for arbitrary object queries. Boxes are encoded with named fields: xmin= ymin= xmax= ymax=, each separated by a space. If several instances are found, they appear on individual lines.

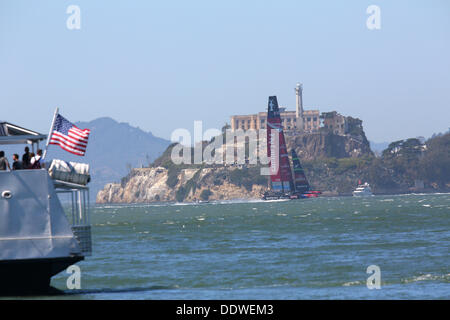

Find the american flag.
xmin=49 ymin=114 xmax=90 ymax=156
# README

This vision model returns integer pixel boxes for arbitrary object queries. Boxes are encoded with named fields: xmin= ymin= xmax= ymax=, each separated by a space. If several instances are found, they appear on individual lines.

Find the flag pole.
xmin=42 ymin=107 xmax=59 ymax=161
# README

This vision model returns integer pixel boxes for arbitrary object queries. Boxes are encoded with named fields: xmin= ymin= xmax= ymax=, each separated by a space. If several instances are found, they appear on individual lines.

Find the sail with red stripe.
xmin=266 ymin=96 xmax=293 ymax=193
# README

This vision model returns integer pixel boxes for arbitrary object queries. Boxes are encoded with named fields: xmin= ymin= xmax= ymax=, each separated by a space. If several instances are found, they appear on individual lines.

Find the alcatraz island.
xmin=96 ymin=84 xmax=450 ymax=203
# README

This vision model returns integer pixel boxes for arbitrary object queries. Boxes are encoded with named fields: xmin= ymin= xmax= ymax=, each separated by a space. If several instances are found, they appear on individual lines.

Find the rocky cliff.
xmin=96 ymin=166 xmax=266 ymax=204
xmin=286 ymin=131 xmax=373 ymax=160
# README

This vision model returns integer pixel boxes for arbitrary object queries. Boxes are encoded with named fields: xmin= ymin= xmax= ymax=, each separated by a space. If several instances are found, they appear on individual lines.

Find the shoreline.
xmin=94 ymin=190 xmax=450 ymax=206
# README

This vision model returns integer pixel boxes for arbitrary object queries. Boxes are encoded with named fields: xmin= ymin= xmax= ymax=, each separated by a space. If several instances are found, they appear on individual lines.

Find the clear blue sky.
xmin=1 ymin=0 xmax=449 ymax=142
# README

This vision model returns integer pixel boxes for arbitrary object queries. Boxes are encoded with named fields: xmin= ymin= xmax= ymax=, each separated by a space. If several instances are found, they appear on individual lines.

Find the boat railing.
xmin=54 ymin=180 xmax=92 ymax=256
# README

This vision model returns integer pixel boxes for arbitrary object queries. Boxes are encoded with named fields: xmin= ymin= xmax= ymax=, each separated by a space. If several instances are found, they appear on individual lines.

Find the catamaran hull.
xmin=262 ymin=193 xmax=317 ymax=200
xmin=262 ymin=195 xmax=292 ymax=201
xmin=0 ymin=256 xmax=83 ymax=295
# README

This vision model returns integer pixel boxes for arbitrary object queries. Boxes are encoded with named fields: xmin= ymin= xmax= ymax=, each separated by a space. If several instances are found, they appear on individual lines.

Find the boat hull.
xmin=262 ymin=195 xmax=291 ymax=201
xmin=262 ymin=190 xmax=321 ymax=200
xmin=262 ymin=192 xmax=292 ymax=201
xmin=0 ymin=256 xmax=83 ymax=295
xmin=352 ymin=192 xmax=373 ymax=196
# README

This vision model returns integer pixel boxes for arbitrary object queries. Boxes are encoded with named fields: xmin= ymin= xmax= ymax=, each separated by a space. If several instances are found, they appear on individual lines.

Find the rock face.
xmin=286 ymin=132 xmax=373 ymax=160
xmin=97 ymin=167 xmax=170 ymax=203
xmin=96 ymin=166 xmax=266 ymax=204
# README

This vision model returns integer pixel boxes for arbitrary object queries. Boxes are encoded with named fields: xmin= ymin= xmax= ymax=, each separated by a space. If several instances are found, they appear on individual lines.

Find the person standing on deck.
xmin=0 ymin=151 xmax=11 ymax=170
xmin=30 ymin=149 xmax=43 ymax=169
xmin=22 ymin=146 xmax=31 ymax=169
xmin=12 ymin=154 xmax=23 ymax=170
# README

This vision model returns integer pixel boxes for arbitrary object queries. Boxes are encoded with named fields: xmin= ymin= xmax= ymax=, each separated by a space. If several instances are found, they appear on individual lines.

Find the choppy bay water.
xmin=42 ymin=194 xmax=450 ymax=298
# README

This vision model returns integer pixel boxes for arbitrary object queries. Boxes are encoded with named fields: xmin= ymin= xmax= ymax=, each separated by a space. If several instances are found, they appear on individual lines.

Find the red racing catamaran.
xmin=262 ymin=96 xmax=321 ymax=200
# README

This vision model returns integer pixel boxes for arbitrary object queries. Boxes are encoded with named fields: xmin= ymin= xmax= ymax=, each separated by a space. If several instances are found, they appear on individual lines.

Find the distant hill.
xmin=44 ymin=117 xmax=170 ymax=199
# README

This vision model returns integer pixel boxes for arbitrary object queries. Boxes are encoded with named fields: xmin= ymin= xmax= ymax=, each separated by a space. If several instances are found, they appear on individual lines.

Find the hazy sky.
xmin=1 ymin=0 xmax=449 ymax=142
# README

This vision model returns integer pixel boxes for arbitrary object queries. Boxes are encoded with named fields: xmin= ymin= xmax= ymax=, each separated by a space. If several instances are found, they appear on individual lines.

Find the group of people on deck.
xmin=0 ymin=147 xmax=43 ymax=171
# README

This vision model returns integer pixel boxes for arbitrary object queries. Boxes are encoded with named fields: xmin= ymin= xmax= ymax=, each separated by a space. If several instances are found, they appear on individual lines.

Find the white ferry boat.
xmin=352 ymin=182 xmax=373 ymax=197
xmin=0 ymin=121 xmax=92 ymax=294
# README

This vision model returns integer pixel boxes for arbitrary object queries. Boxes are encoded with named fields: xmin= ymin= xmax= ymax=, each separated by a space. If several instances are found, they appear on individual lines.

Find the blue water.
xmin=35 ymin=194 xmax=450 ymax=299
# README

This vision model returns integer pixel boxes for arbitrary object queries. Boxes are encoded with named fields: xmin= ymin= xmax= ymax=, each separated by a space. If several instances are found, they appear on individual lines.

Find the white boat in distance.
xmin=353 ymin=182 xmax=373 ymax=196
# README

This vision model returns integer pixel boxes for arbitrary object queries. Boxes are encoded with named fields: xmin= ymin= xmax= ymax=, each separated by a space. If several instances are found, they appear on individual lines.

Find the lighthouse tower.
xmin=295 ymin=83 xmax=304 ymax=131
